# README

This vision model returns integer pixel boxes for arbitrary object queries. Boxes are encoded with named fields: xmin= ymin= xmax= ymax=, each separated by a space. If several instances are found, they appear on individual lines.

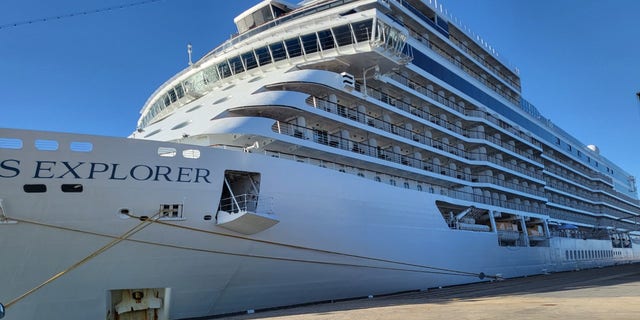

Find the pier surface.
xmin=220 ymin=263 xmax=640 ymax=320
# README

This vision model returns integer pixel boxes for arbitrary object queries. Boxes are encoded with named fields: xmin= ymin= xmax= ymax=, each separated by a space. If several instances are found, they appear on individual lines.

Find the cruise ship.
xmin=1 ymin=0 xmax=639 ymax=319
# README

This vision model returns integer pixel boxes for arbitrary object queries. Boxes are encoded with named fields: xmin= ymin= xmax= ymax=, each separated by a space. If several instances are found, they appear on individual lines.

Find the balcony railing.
xmin=273 ymin=120 xmax=545 ymax=198
xmin=306 ymin=95 xmax=543 ymax=181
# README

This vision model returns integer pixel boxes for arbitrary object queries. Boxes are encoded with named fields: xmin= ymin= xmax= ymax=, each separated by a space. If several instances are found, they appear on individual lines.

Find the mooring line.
xmin=2 ymin=212 xmax=160 ymax=312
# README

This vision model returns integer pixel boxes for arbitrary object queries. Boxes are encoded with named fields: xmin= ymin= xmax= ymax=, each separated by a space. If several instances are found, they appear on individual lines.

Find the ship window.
xmin=374 ymin=176 xmax=381 ymax=182
xmin=23 ymin=184 xmax=47 ymax=193
xmin=252 ymin=5 xmax=272 ymax=26
xmin=228 ymin=56 xmax=244 ymax=74
xmin=352 ymin=19 xmax=373 ymax=43
xmin=390 ymin=179 xmax=396 ymax=186
xmin=333 ymin=25 xmax=354 ymax=46
xmin=175 ymin=84 xmax=185 ymax=99
xmin=271 ymin=5 xmax=286 ymax=18
xmin=163 ymin=93 xmax=171 ymax=106
xmin=35 ymin=139 xmax=59 ymax=151
xmin=182 ymin=149 xmax=201 ymax=159
xmin=158 ymin=147 xmax=177 ymax=157
xmin=168 ymin=88 xmax=177 ymax=103
xmin=0 ymin=138 xmax=23 ymax=149
xmin=317 ymin=29 xmax=335 ymax=50
xmin=269 ymin=42 xmax=287 ymax=61
xmin=61 ymin=184 xmax=83 ymax=193
xmin=417 ymin=185 xmax=423 ymax=191
xmin=403 ymin=182 xmax=410 ymax=189
xmin=255 ymin=46 xmax=271 ymax=66
xmin=217 ymin=61 xmax=232 ymax=78
xmin=160 ymin=203 xmax=183 ymax=219
xmin=70 ymin=141 xmax=93 ymax=152
xmin=242 ymin=51 xmax=258 ymax=70
xmin=284 ymin=37 xmax=302 ymax=58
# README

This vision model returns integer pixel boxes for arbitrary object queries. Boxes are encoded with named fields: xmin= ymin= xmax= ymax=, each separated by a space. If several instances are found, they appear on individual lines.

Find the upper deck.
xmin=137 ymin=0 xmax=520 ymax=130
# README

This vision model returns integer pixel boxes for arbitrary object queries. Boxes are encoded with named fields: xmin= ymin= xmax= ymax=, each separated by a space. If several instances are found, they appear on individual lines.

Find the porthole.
xmin=249 ymin=76 xmax=262 ymax=83
xmin=222 ymin=84 xmax=235 ymax=91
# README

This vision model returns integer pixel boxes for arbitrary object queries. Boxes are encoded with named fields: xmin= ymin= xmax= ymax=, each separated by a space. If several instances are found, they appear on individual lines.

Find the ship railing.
xmin=273 ymin=121 xmax=546 ymax=198
xmin=384 ymin=72 xmax=542 ymax=149
xmin=306 ymin=95 xmax=544 ymax=181
xmin=543 ymin=152 xmax=613 ymax=184
xmin=255 ymin=146 xmax=555 ymax=217
xmin=398 ymin=17 xmax=520 ymax=105
xmin=248 ymin=140 xmax=635 ymax=228
xmin=391 ymin=0 xmax=521 ymax=90
xmin=217 ymin=194 xmax=273 ymax=215
xmin=544 ymin=167 xmax=640 ymax=213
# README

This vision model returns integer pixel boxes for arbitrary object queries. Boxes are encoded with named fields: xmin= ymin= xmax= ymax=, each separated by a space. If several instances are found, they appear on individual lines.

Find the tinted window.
xmin=317 ymin=29 xmax=335 ymax=50
xmin=284 ymin=38 xmax=302 ymax=58
xmin=269 ymin=42 xmax=287 ymax=61
xmin=333 ymin=25 xmax=353 ymax=46
xmin=301 ymin=34 xmax=318 ymax=54
xmin=255 ymin=46 xmax=271 ymax=66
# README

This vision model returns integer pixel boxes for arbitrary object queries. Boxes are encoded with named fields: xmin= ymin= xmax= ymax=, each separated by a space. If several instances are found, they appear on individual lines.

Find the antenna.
xmin=187 ymin=43 xmax=193 ymax=66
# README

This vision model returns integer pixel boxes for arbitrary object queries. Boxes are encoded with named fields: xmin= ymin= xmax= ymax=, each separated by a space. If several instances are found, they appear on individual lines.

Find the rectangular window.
xmin=228 ymin=56 xmax=244 ymax=74
xmin=269 ymin=42 xmax=287 ymax=61
xmin=24 ymin=184 xmax=47 ymax=193
xmin=61 ymin=184 xmax=83 ymax=193
xmin=301 ymin=33 xmax=319 ymax=54
xmin=255 ymin=46 xmax=271 ymax=66
xmin=284 ymin=38 xmax=302 ymax=58
xmin=352 ymin=20 xmax=372 ymax=42
xmin=174 ymin=84 xmax=184 ymax=99
xmin=242 ymin=51 xmax=258 ymax=70
xmin=168 ymin=89 xmax=177 ymax=103
xmin=217 ymin=62 xmax=232 ymax=78
xmin=332 ymin=24 xmax=353 ymax=46
xmin=317 ymin=29 xmax=335 ymax=50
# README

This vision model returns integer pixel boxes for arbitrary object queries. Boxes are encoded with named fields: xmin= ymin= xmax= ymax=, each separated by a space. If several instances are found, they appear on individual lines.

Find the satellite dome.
xmin=587 ymin=144 xmax=600 ymax=154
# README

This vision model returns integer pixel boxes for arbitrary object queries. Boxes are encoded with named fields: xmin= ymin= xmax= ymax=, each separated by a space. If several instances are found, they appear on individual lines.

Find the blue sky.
xmin=1 ymin=0 xmax=639 ymax=189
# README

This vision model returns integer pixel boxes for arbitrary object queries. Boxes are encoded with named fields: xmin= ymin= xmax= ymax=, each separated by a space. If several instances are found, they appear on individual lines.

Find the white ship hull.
xmin=1 ymin=129 xmax=638 ymax=319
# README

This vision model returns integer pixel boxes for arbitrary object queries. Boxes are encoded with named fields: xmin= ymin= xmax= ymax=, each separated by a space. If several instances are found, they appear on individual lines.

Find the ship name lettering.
xmin=30 ymin=160 xmax=211 ymax=183
xmin=0 ymin=159 xmax=20 ymax=178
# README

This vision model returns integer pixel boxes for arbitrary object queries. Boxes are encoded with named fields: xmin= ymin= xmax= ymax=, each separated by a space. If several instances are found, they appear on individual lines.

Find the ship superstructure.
xmin=1 ymin=1 xmax=639 ymax=319
xmin=137 ymin=0 xmax=640 ymax=241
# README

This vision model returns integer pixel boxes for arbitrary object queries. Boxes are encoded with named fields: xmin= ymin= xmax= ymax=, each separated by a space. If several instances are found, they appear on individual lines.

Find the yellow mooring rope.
xmin=0 ymin=212 xmax=160 ymax=317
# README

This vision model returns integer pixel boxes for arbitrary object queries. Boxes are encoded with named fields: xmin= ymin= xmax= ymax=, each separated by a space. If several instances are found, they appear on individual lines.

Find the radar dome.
xmin=587 ymin=144 xmax=600 ymax=154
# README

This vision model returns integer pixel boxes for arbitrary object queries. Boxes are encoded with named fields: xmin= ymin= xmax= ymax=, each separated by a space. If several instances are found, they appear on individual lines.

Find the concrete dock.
xmin=220 ymin=263 xmax=640 ymax=320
